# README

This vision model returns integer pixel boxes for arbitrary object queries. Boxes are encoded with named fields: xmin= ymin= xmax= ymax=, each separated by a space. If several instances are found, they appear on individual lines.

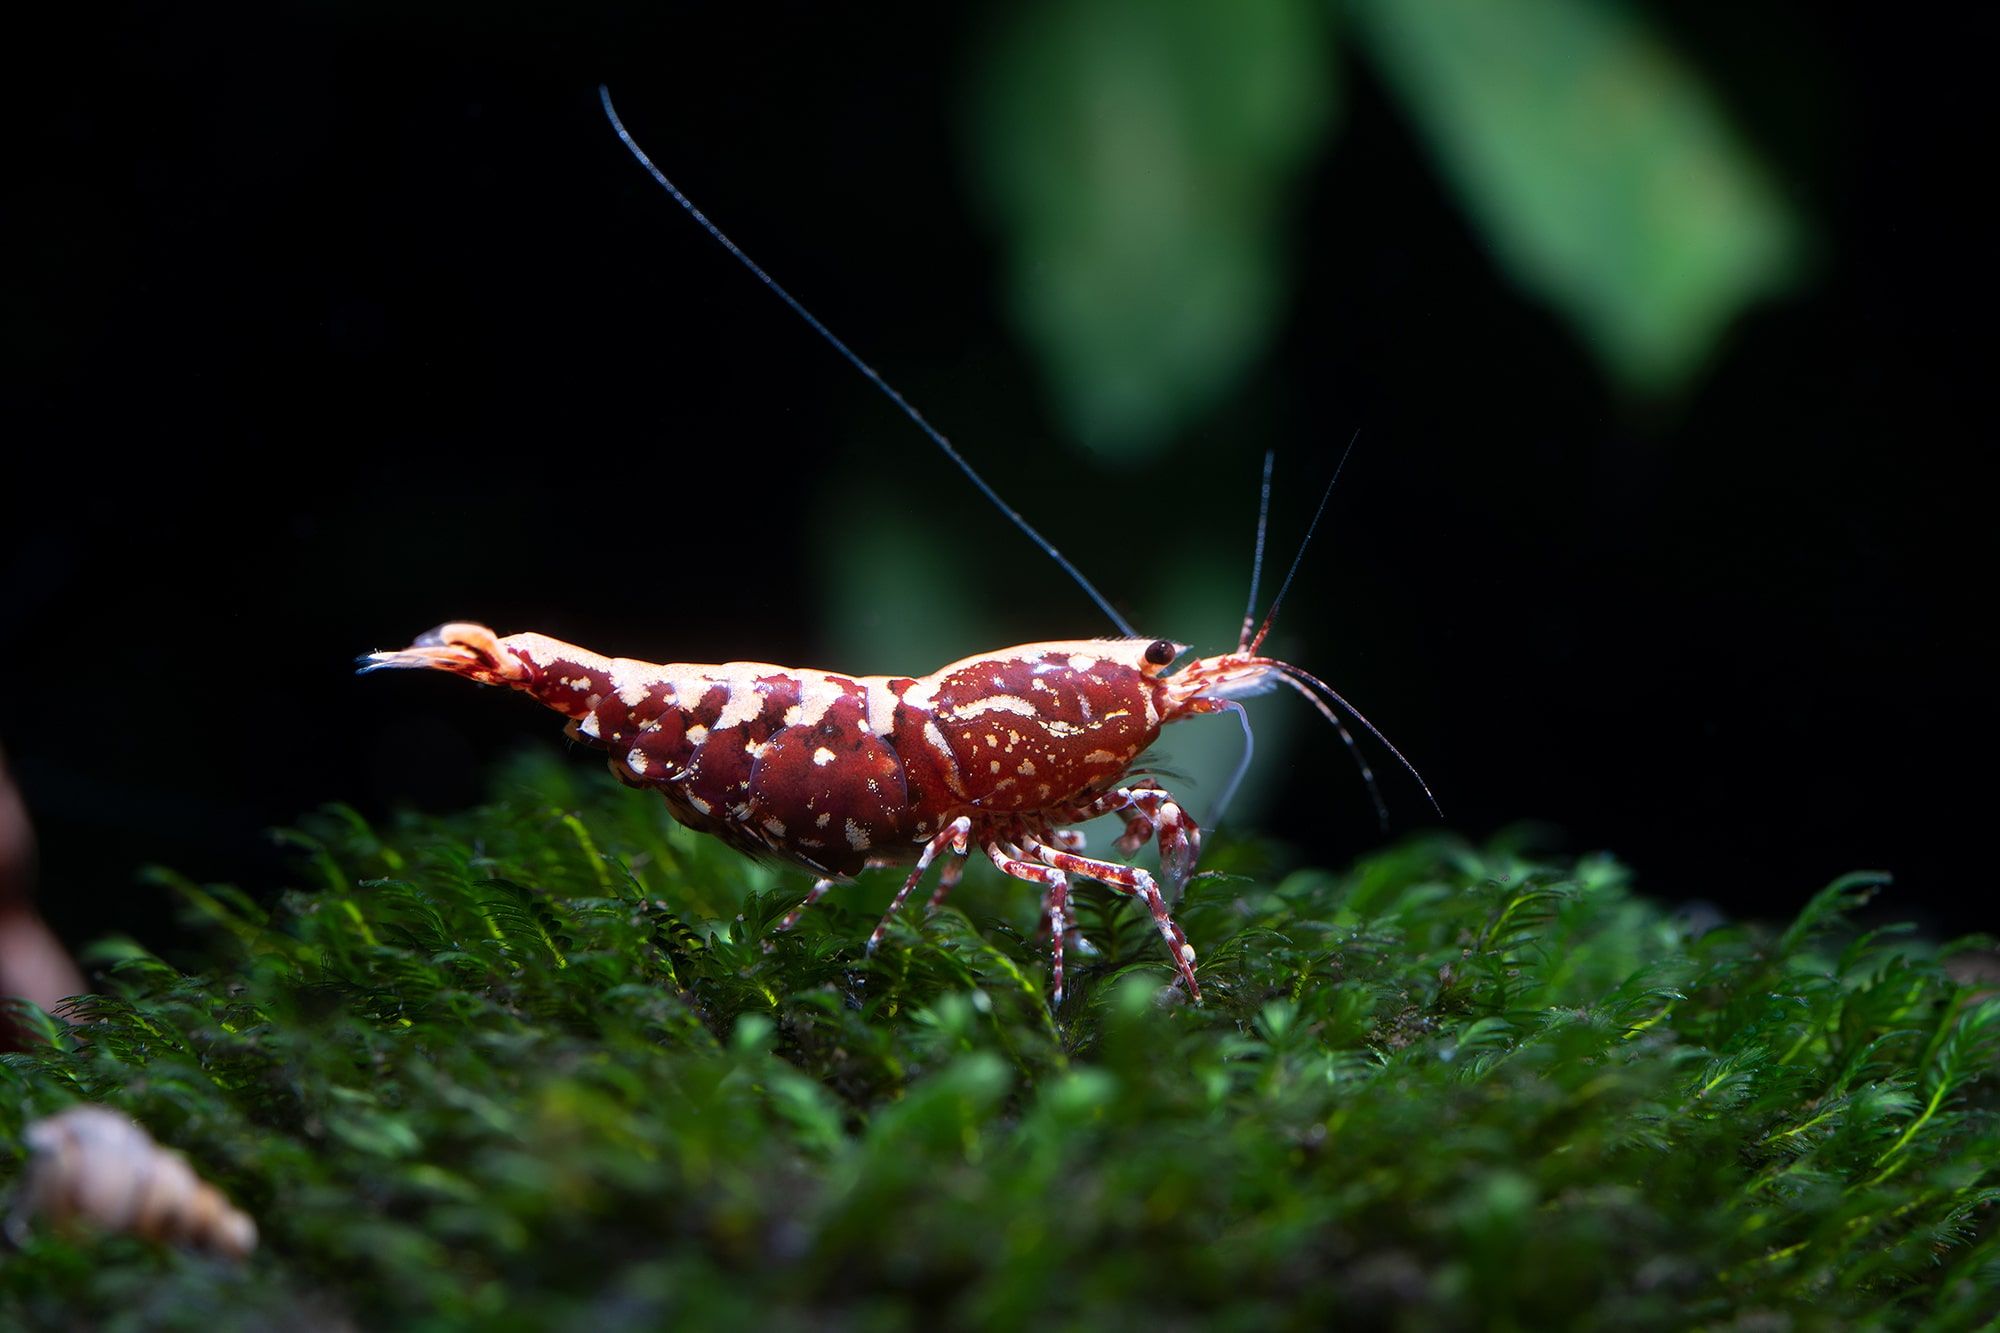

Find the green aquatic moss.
xmin=2 ymin=751 xmax=1995 ymax=1330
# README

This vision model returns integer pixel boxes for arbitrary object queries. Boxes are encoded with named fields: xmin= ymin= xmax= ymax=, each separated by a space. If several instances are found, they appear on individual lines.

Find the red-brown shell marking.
xmin=364 ymin=625 xmax=1224 ymax=1001
xmin=902 ymin=646 xmax=1165 ymax=814
xmin=372 ymin=629 xmax=1176 ymax=879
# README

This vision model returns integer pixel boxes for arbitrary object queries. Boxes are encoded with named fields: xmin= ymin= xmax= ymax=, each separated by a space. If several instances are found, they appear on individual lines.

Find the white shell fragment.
xmin=9 ymin=1105 xmax=257 ymax=1259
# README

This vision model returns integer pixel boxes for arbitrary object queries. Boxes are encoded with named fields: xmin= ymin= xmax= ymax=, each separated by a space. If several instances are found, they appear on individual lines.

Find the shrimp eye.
xmin=1143 ymin=639 xmax=1177 ymax=666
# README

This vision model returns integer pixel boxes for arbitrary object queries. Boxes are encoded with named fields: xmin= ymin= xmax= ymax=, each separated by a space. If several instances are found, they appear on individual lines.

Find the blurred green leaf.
xmin=1350 ymin=0 xmax=1803 ymax=392
xmin=969 ymin=0 xmax=1334 ymax=456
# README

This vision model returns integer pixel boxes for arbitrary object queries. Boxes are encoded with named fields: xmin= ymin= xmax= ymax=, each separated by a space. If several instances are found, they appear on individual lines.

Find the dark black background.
xmin=4 ymin=3 xmax=1984 ymax=955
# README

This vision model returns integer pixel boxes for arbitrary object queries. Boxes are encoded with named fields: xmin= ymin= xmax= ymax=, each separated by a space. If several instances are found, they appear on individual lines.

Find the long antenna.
xmin=1276 ymin=661 xmax=1442 ymax=821
xmin=598 ymin=86 xmax=1139 ymax=639
xmin=1247 ymin=429 xmax=1360 ymax=655
xmin=1236 ymin=451 xmax=1276 ymax=652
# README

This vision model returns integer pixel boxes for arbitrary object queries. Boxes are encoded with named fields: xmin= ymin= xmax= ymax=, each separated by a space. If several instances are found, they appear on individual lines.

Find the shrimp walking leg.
xmin=867 ymin=816 xmax=973 ymax=953
xmin=1022 ymin=836 xmax=1201 ymax=1001
xmin=982 ymin=839 xmax=1074 ymax=1006
xmin=923 ymin=851 xmax=967 ymax=913
xmin=776 ymin=879 xmax=835 ymax=933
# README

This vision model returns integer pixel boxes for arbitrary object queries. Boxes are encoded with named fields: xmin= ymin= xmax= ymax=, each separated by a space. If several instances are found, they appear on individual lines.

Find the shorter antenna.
xmin=1206 ymin=699 xmax=1257 ymax=830
xmin=598 ymin=86 xmax=1139 ymax=639
xmin=1247 ymin=430 xmax=1360 ymax=655
xmin=1237 ymin=451 xmax=1276 ymax=652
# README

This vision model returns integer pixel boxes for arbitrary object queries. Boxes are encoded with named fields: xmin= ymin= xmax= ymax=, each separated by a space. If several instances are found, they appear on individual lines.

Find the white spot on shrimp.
xmin=1180 ymin=944 xmax=1196 ymax=963
xmin=816 ymin=812 xmax=832 ymax=829
xmin=922 ymin=719 xmax=963 ymax=790
xmin=686 ymin=724 xmax=709 ymax=747
xmin=577 ymin=713 xmax=602 ymax=740
xmin=844 ymin=819 xmax=871 ymax=851
xmin=1068 ymin=654 xmax=1097 ymax=672
xmin=953 ymin=695 xmax=1038 ymax=721
xmin=865 ymin=681 xmax=898 ymax=737
xmin=900 ymin=675 xmax=939 ymax=713
xmin=813 ymin=746 xmax=837 ymax=766
xmin=626 ymin=748 xmax=649 ymax=775
xmin=687 ymin=795 xmax=712 ymax=815
xmin=793 ymin=676 xmax=850 ymax=728
xmin=762 ymin=818 xmax=787 ymax=837
xmin=712 ymin=690 xmax=758 ymax=731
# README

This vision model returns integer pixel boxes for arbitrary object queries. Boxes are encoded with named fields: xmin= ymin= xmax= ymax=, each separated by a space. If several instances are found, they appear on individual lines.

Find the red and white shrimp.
xmin=361 ymin=91 xmax=1435 ymax=1005
xmin=362 ymin=609 xmax=1428 ymax=1005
